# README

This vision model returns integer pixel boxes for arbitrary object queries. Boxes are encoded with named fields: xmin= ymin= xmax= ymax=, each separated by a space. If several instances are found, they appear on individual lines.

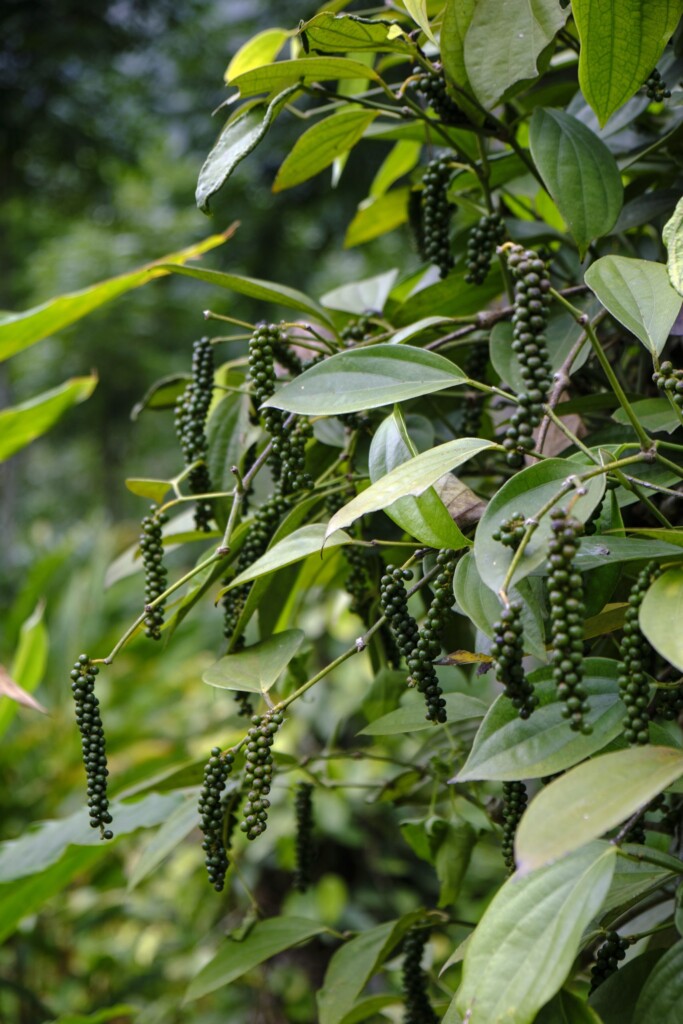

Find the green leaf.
xmin=344 ymin=188 xmax=410 ymax=247
xmin=441 ymin=0 xmax=477 ymax=102
xmin=321 ymin=270 xmax=398 ymax=314
xmin=529 ymin=109 xmax=623 ymax=257
xmin=402 ymin=0 xmax=437 ymax=45
xmin=47 ymin=1006 xmax=135 ymax=1024
xmin=535 ymin=990 xmax=604 ymax=1024
xmin=359 ymin=692 xmax=486 ymax=735
xmin=392 ymin=270 xmax=503 ymax=325
xmin=585 ymin=256 xmax=683 ymax=357
xmin=456 ymin=659 xmax=625 ymax=782
xmin=455 ymin=843 xmax=616 ymax=1024
xmin=230 ymin=57 xmax=380 ymax=98
xmin=130 ymin=373 xmax=189 ymax=418
xmin=300 ymin=13 xmax=412 ymax=54
xmin=573 ymin=534 xmax=683 ymax=572
xmin=203 ymin=630 xmax=305 ymax=694
xmin=274 ymin=109 xmax=377 ymax=192
xmin=0 ymin=231 xmax=232 ymax=362
xmin=0 ymin=375 xmax=97 ymax=462
xmin=326 ymin=437 xmax=495 ymax=537
xmin=573 ymin=0 xmax=683 ymax=126
xmin=225 ymin=28 xmax=291 ymax=81
xmin=663 ymin=196 xmax=683 ymax=298
xmin=0 ymin=604 xmax=48 ymax=741
xmin=219 ymin=524 xmax=350 ymax=594
xmin=369 ymin=141 xmax=420 ymax=199
xmin=612 ymin=398 xmax=681 ymax=435
xmin=389 ymin=317 xmax=455 ymax=346
xmin=127 ymin=797 xmax=200 ymax=890
xmin=185 ymin=917 xmax=327 ymax=1003
xmin=474 ymin=459 xmax=605 ymax=593
xmin=515 ymin=747 xmax=683 ymax=873
xmin=464 ymin=0 xmax=568 ymax=109
xmin=435 ymin=820 xmax=477 ymax=907
xmin=369 ymin=410 xmax=468 ymax=549
xmin=337 ymin=995 xmax=401 ymax=1024
xmin=640 ymin=569 xmax=683 ymax=673
xmin=264 ymin=344 xmax=467 ymax=415
xmin=633 ymin=939 xmax=683 ymax=1024
xmin=206 ymin=386 xmax=255 ymax=492
xmin=160 ymin=264 xmax=331 ymax=324
xmin=124 ymin=478 xmax=172 ymax=503
xmin=453 ymin=551 xmax=547 ymax=662
xmin=196 ymin=86 xmax=297 ymax=212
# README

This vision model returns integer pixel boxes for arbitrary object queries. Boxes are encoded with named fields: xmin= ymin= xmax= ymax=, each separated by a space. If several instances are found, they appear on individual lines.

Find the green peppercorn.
xmin=644 ymin=68 xmax=671 ymax=101
xmin=465 ymin=213 xmax=505 ymax=284
xmin=491 ymin=602 xmax=539 ymax=719
xmin=239 ymin=712 xmax=283 ymax=840
xmin=413 ymin=62 xmax=463 ymax=126
xmin=619 ymin=561 xmax=661 ymax=745
xmin=70 ymin=655 xmax=113 ymax=839
xmin=420 ymin=157 xmax=455 ymax=279
xmin=293 ymin=782 xmax=315 ymax=892
xmin=198 ymin=746 xmax=235 ymax=891
xmin=590 ymin=931 xmax=630 ymax=992
xmin=401 ymin=927 xmax=439 ymax=1024
xmin=501 ymin=780 xmax=527 ymax=872
xmin=175 ymin=337 xmax=215 ymax=531
xmin=139 ymin=504 xmax=168 ymax=640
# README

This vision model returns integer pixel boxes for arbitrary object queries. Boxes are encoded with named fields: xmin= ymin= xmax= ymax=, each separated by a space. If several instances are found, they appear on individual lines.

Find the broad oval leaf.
xmin=402 ymin=0 xmax=437 ymax=45
xmin=321 ymin=270 xmax=398 ymax=314
xmin=220 ymin=524 xmax=351 ymax=594
xmin=474 ymin=459 xmax=605 ymax=593
xmin=455 ymin=843 xmax=616 ymax=1024
xmin=264 ymin=344 xmax=467 ymax=415
xmin=612 ymin=398 xmax=681 ymax=435
xmin=125 ymin=478 xmax=172 ymax=503
xmin=530 ymin=109 xmax=623 ymax=257
xmin=535 ymin=990 xmax=604 ymax=1024
xmin=230 ymin=57 xmax=380 ymax=98
xmin=455 ymin=659 xmax=624 ymax=782
xmin=196 ymin=87 xmax=296 ymax=212
xmin=0 ymin=375 xmax=97 ymax=462
xmin=663 ymin=195 xmax=683 ymax=298
xmin=300 ymin=13 xmax=412 ymax=55
xmin=369 ymin=140 xmax=420 ymax=199
xmin=369 ymin=410 xmax=467 ymax=549
xmin=515 ymin=746 xmax=683 ymax=873
xmin=640 ymin=568 xmax=683 ymax=673
xmin=185 ymin=917 xmax=327 ymax=1003
xmin=225 ymin=28 xmax=291 ymax=82
xmin=274 ymin=109 xmax=377 ymax=192
xmin=585 ymin=256 xmax=683 ymax=357
xmin=464 ymin=0 xmax=568 ymax=109
xmin=326 ymin=437 xmax=496 ymax=537
xmin=633 ymin=939 xmax=683 ymax=1024
xmin=359 ymin=692 xmax=486 ymax=736
xmin=344 ymin=188 xmax=410 ymax=247
xmin=573 ymin=0 xmax=682 ymax=126
xmin=203 ymin=629 xmax=305 ymax=694
xmin=127 ymin=797 xmax=200 ymax=890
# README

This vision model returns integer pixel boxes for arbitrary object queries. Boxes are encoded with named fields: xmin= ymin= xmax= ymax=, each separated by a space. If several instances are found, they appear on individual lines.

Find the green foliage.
xmin=5 ymin=2 xmax=683 ymax=1022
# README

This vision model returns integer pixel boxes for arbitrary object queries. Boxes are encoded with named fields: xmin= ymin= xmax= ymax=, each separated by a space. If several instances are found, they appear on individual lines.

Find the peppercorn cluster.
xmin=139 ymin=505 xmax=168 ymax=640
xmin=644 ymin=68 xmax=671 ymax=101
xmin=274 ymin=418 xmax=313 ymax=496
xmin=239 ymin=711 xmax=283 ymax=840
xmin=492 ymin=512 xmax=526 ymax=550
xmin=491 ymin=602 xmax=539 ymax=719
xmin=655 ymin=685 xmax=683 ymax=722
xmin=653 ymin=362 xmax=683 ymax=406
xmin=379 ymin=556 xmax=454 ymax=724
xmin=69 ymin=655 xmax=113 ymax=839
xmin=199 ymin=746 xmax=235 ymax=891
xmin=461 ymin=343 xmax=488 ymax=437
xmin=401 ymin=928 xmax=439 ymax=1024
xmin=548 ymin=509 xmax=591 ymax=733
xmin=420 ymin=157 xmax=455 ymax=279
xmin=589 ymin=932 xmax=630 ymax=992
xmin=341 ymin=313 xmax=373 ymax=344
xmin=293 ymin=782 xmax=315 ymax=892
xmin=465 ymin=213 xmax=505 ymax=284
xmin=501 ymin=780 xmax=527 ymax=872
xmin=175 ymin=337 xmax=215 ymax=530
xmin=619 ymin=562 xmax=661 ymax=745
xmin=502 ymin=245 xmax=553 ymax=468
xmin=414 ymin=64 xmax=463 ymax=125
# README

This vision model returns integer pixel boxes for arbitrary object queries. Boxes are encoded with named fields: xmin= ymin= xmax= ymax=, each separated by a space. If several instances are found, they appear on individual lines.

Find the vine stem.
xmin=550 ymin=289 xmax=652 ymax=451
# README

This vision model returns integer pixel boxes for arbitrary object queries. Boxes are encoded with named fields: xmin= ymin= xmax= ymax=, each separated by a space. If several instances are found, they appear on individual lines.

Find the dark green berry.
xmin=491 ymin=602 xmax=538 ymax=719
xmin=619 ymin=561 xmax=661 ymax=745
xmin=414 ymin=62 xmax=463 ymax=126
xmin=465 ymin=213 xmax=505 ymax=284
xmin=239 ymin=711 xmax=283 ymax=840
xmin=175 ymin=337 xmax=215 ymax=531
xmin=461 ymin=343 xmax=489 ymax=437
xmin=501 ymin=780 xmax=527 ymax=872
xmin=293 ymin=782 xmax=315 ymax=892
xmin=590 ymin=931 xmax=630 ymax=992
xmin=420 ymin=157 xmax=455 ymax=279
xmin=644 ymin=68 xmax=671 ymax=101
xmin=492 ymin=513 xmax=526 ymax=551
xmin=70 ymin=655 xmax=112 ymax=839
xmin=401 ymin=927 xmax=439 ymax=1024
xmin=139 ymin=504 xmax=168 ymax=640
xmin=198 ymin=746 xmax=236 ymax=891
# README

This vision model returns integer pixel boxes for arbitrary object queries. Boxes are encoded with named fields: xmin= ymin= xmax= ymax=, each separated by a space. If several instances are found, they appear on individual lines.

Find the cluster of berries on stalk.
xmin=465 ymin=212 xmax=505 ymax=284
xmin=548 ymin=509 xmax=590 ymax=733
xmin=491 ymin=602 xmax=539 ymax=719
xmin=501 ymin=780 xmax=527 ymax=873
xmin=419 ymin=157 xmax=455 ymax=279
xmin=293 ymin=782 xmax=315 ymax=892
xmin=139 ymin=505 xmax=168 ymax=640
xmin=401 ymin=927 xmax=439 ymax=1024
xmin=492 ymin=512 xmax=526 ymax=551
xmin=461 ymin=343 xmax=488 ymax=437
xmin=644 ymin=68 xmax=671 ymax=101
xmin=590 ymin=932 xmax=630 ymax=992
xmin=619 ymin=562 xmax=661 ymax=745
xmin=502 ymin=245 xmax=553 ymax=468
xmin=175 ymin=337 xmax=214 ymax=530
xmin=69 ymin=655 xmax=113 ymax=839
xmin=414 ymin=63 xmax=462 ymax=125
xmin=653 ymin=362 xmax=683 ymax=407
xmin=240 ymin=711 xmax=284 ymax=840
xmin=198 ymin=746 xmax=235 ymax=891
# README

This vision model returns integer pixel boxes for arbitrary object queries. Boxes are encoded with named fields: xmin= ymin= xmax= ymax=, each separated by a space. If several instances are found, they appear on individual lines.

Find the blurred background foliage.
xmin=0 ymin=3 xmax=453 ymax=1022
